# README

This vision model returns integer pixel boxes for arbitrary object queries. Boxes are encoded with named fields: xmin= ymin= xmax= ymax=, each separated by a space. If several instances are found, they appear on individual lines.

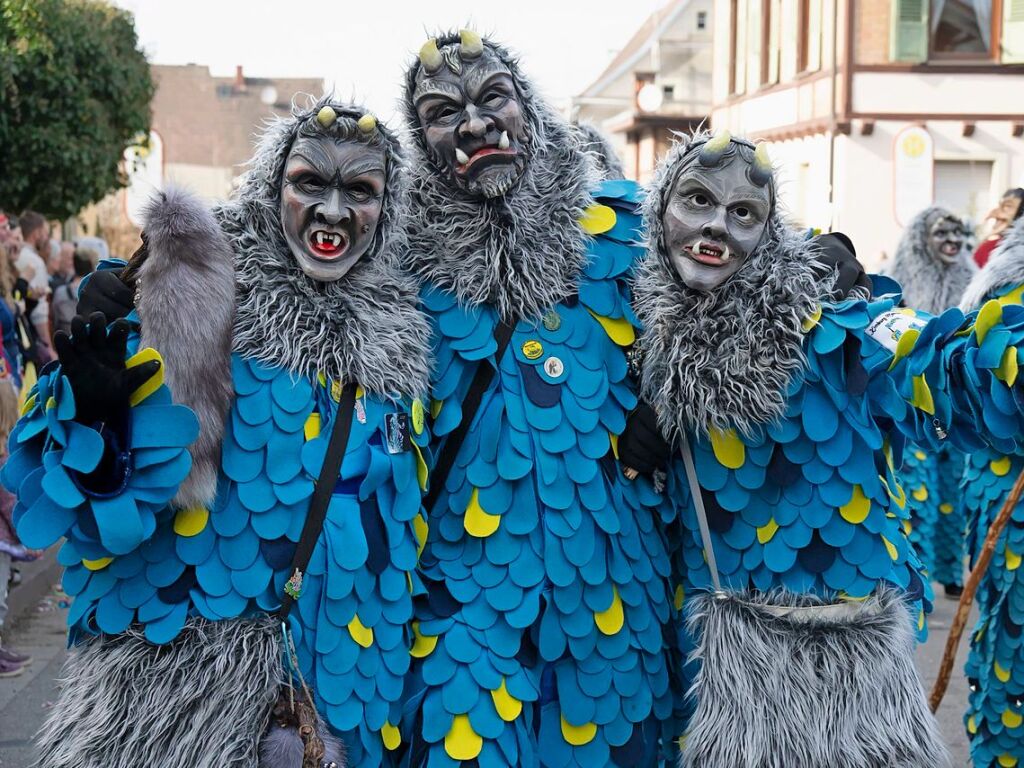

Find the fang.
xmin=456 ymin=148 xmax=470 ymax=165
xmin=498 ymin=131 xmax=510 ymax=150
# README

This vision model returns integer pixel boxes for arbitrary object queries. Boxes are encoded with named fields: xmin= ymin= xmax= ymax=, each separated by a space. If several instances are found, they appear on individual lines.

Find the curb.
xmin=4 ymin=544 xmax=61 ymax=631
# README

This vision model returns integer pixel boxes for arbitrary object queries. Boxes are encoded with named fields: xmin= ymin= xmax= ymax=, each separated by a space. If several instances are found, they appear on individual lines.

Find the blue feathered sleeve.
xmin=2 ymin=317 xmax=199 ymax=559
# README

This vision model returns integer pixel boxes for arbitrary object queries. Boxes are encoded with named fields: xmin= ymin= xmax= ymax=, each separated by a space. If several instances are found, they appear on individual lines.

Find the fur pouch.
xmin=680 ymin=589 xmax=950 ymax=768
xmin=258 ymin=691 xmax=345 ymax=768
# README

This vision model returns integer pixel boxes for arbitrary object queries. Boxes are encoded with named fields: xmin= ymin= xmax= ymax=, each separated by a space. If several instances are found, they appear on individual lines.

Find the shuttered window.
xmin=1006 ymin=0 xmax=1024 ymax=62
xmin=891 ymin=0 xmax=929 ymax=62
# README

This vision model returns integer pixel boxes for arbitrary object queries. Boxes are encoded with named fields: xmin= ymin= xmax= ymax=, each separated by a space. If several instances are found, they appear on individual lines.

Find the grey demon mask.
xmin=406 ymin=30 xmax=532 ymax=199
xmin=925 ymin=210 xmax=966 ymax=265
xmin=272 ymin=104 xmax=401 ymax=282
xmin=657 ymin=131 xmax=775 ymax=292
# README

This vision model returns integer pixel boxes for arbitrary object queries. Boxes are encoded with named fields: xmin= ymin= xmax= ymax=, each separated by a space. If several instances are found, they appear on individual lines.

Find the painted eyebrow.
xmin=414 ymin=80 xmax=463 ymax=105
xmin=465 ymin=70 xmax=513 ymax=98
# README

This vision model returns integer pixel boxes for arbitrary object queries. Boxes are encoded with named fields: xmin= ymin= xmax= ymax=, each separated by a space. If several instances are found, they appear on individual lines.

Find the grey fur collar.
xmin=400 ymin=33 xmax=598 ymax=322
xmin=960 ymin=217 xmax=1024 ymax=311
xmin=138 ymin=186 xmax=235 ymax=508
xmin=886 ymin=206 xmax=974 ymax=315
xmin=634 ymin=137 xmax=824 ymax=440
xmin=216 ymin=97 xmax=431 ymax=399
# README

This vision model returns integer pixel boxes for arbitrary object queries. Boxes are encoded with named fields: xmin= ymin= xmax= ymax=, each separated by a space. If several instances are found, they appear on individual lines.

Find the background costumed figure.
xmin=398 ymin=30 xmax=674 ymax=767
xmin=957 ymin=217 xmax=1024 ymax=768
xmin=2 ymin=99 xmax=432 ymax=767
xmin=887 ymin=206 xmax=975 ymax=597
xmin=623 ymin=130 xmax=1024 ymax=766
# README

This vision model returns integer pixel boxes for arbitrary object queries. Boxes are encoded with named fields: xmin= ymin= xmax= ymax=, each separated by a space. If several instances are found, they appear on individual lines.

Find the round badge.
xmin=411 ymin=399 xmax=425 ymax=435
xmin=522 ymin=340 xmax=544 ymax=360
xmin=543 ymin=356 xmax=564 ymax=378
xmin=542 ymin=311 xmax=561 ymax=332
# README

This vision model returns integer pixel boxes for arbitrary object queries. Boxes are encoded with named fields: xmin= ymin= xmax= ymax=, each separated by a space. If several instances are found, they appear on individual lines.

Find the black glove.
xmin=618 ymin=400 xmax=672 ymax=477
xmin=53 ymin=312 xmax=160 ymax=425
xmin=811 ymin=232 xmax=873 ymax=300
xmin=76 ymin=270 xmax=135 ymax=322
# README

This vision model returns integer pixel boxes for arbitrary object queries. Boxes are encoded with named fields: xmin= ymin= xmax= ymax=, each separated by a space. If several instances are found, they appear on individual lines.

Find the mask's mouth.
xmin=683 ymin=239 xmax=734 ymax=267
xmin=455 ymin=132 xmax=516 ymax=176
xmin=939 ymin=240 xmax=961 ymax=257
xmin=306 ymin=228 xmax=351 ymax=261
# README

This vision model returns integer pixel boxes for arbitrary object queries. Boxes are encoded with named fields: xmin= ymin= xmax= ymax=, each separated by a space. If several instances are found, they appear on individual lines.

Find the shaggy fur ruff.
xmin=634 ymin=135 xmax=826 ymax=440
xmin=138 ymin=186 xmax=235 ymax=508
xmin=572 ymin=121 xmax=625 ymax=180
xmin=217 ymin=95 xmax=431 ymax=399
xmin=400 ymin=32 xmax=599 ymax=322
xmin=32 ymin=618 xmax=282 ymax=768
xmin=960 ymin=217 xmax=1024 ymax=311
xmin=681 ymin=589 xmax=950 ymax=768
xmin=886 ymin=206 xmax=974 ymax=315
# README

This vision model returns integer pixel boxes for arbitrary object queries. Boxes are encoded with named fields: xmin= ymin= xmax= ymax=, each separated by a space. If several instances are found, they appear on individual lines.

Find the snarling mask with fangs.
xmin=658 ymin=132 xmax=774 ymax=292
xmin=926 ymin=210 xmax=966 ymax=265
xmin=278 ymin=106 xmax=390 ymax=282
xmin=411 ymin=31 xmax=529 ymax=198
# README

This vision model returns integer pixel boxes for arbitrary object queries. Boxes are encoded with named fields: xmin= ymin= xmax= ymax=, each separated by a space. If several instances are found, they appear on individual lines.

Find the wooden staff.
xmin=930 ymin=464 xmax=1024 ymax=713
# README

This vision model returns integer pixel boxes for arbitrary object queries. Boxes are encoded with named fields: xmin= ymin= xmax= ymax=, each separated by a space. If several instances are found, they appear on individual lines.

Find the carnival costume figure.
xmin=957 ymin=217 xmax=1024 ymax=768
xmin=2 ymin=99 xmax=432 ymax=768
xmin=887 ymin=206 xmax=975 ymax=597
xmin=621 ymin=130 xmax=1024 ymax=766
xmin=397 ymin=30 xmax=674 ymax=768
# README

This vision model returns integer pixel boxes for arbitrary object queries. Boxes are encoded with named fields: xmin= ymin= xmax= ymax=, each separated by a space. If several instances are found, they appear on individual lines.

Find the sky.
xmin=112 ymin=0 xmax=669 ymax=120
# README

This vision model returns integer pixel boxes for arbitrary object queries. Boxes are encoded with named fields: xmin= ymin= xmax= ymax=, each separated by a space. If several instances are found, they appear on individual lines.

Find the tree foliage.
xmin=0 ymin=0 xmax=153 ymax=219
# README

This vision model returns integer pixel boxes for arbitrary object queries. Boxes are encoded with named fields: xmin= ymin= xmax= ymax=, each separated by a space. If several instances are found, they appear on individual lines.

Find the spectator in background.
xmin=0 ymin=213 xmax=9 ymax=248
xmin=0 ymin=376 xmax=31 ymax=678
xmin=50 ymin=248 xmax=95 ymax=338
xmin=974 ymin=188 xmax=1024 ymax=267
xmin=49 ymin=241 xmax=75 ymax=291
xmin=14 ymin=211 xmax=53 ymax=346
xmin=0 ymin=239 xmax=23 ymax=389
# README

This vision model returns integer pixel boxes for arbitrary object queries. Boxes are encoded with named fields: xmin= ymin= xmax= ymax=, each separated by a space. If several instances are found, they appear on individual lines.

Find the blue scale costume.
xmin=403 ymin=182 xmax=673 ymax=767
xmin=3 ymin=101 xmax=434 ymax=768
xmin=958 ymin=220 xmax=1024 ymax=768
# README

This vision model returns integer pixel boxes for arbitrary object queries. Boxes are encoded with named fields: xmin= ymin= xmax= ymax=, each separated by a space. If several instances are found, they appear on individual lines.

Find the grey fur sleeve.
xmin=138 ymin=185 xmax=235 ymax=508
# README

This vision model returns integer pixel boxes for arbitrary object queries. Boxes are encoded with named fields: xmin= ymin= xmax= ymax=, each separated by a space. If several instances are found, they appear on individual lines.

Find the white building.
xmin=572 ymin=0 xmax=715 ymax=183
xmin=709 ymin=0 xmax=1024 ymax=267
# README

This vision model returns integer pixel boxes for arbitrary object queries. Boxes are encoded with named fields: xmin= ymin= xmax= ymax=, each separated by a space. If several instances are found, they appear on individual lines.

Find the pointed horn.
xmin=316 ymin=106 xmax=337 ymax=128
xmin=357 ymin=114 xmax=378 ymax=134
xmin=749 ymin=141 xmax=773 ymax=186
xmin=419 ymin=38 xmax=443 ymax=73
xmin=460 ymin=28 xmax=484 ymax=59
xmin=697 ymin=130 xmax=732 ymax=166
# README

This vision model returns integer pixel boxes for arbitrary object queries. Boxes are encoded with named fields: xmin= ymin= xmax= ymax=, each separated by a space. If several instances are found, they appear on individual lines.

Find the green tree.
xmin=0 ymin=0 xmax=152 ymax=219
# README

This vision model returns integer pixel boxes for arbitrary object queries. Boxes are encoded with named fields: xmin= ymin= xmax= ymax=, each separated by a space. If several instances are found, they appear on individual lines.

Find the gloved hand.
xmin=76 ymin=270 xmax=135 ymax=322
xmin=811 ymin=232 xmax=873 ymax=300
xmin=618 ymin=400 xmax=672 ymax=478
xmin=53 ymin=312 xmax=160 ymax=425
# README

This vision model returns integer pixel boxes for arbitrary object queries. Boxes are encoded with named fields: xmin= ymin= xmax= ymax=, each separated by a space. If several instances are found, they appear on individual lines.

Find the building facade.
xmin=572 ymin=0 xmax=714 ymax=183
xmin=710 ymin=0 xmax=1024 ymax=266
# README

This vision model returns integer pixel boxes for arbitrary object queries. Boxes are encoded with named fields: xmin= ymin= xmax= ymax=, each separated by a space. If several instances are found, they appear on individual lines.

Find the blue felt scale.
xmin=403 ymin=180 xmax=676 ymax=767
xmin=2 ymin=307 xmax=430 ymax=767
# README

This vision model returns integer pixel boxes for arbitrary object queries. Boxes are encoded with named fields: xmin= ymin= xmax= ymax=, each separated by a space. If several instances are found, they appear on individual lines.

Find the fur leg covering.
xmin=139 ymin=185 xmax=235 ymax=508
xmin=680 ymin=589 xmax=950 ymax=768
xmin=33 ymin=618 xmax=281 ymax=768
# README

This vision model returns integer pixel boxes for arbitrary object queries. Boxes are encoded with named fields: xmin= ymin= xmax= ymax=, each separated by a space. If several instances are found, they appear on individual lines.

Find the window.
xmin=800 ymin=0 xmax=823 ymax=72
xmin=931 ymin=0 xmax=993 ymax=56
xmin=662 ymin=84 xmax=676 ymax=101
xmin=767 ymin=0 xmax=782 ymax=84
xmin=732 ymin=0 xmax=747 ymax=93
xmin=935 ymin=159 xmax=994 ymax=223
xmin=697 ymin=10 xmax=708 ymax=29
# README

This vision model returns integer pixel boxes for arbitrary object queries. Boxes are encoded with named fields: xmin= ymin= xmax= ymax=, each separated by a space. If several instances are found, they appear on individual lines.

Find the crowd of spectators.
xmin=0 ymin=208 xmax=104 ymax=678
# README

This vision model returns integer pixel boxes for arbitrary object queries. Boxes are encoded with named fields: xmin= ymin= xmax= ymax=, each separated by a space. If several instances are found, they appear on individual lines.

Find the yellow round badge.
xmin=522 ymin=340 xmax=544 ymax=360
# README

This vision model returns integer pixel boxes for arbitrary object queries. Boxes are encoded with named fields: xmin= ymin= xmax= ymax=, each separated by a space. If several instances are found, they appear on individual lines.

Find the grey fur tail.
xmin=32 ymin=618 xmax=281 ymax=768
xmin=680 ymin=589 xmax=950 ymax=768
xmin=139 ymin=185 xmax=235 ymax=508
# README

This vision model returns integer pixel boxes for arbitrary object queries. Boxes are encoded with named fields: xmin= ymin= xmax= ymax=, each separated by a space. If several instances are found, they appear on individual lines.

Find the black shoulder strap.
xmin=423 ymin=320 xmax=514 ymax=512
xmin=278 ymin=382 xmax=358 ymax=619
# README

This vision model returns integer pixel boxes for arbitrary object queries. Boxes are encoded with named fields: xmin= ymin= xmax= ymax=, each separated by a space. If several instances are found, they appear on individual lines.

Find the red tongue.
xmin=311 ymin=238 xmax=341 ymax=256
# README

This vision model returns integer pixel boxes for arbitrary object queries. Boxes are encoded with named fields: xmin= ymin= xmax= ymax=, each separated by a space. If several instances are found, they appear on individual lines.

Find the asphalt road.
xmin=0 ymin=582 xmax=977 ymax=767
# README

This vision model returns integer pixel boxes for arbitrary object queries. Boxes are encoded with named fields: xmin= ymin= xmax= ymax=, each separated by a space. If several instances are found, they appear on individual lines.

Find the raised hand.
xmin=75 ymin=270 xmax=135 ymax=322
xmin=811 ymin=231 xmax=873 ymax=300
xmin=53 ymin=313 xmax=160 ymax=425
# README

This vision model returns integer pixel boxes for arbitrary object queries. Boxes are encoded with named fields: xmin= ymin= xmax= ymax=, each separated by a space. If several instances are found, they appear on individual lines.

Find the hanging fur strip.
xmin=218 ymin=95 xmax=432 ymax=400
xmin=634 ymin=135 xmax=827 ymax=441
xmin=32 ymin=618 xmax=282 ymax=768
xmin=138 ymin=186 xmax=236 ymax=509
xmin=886 ymin=206 xmax=974 ymax=315
xmin=400 ymin=33 xmax=599 ymax=322
xmin=960 ymin=217 xmax=1024 ymax=311
xmin=680 ymin=589 xmax=950 ymax=768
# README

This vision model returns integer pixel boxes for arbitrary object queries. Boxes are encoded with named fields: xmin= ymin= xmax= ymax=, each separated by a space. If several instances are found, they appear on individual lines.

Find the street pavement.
xmin=0 ymin=580 xmax=978 ymax=767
